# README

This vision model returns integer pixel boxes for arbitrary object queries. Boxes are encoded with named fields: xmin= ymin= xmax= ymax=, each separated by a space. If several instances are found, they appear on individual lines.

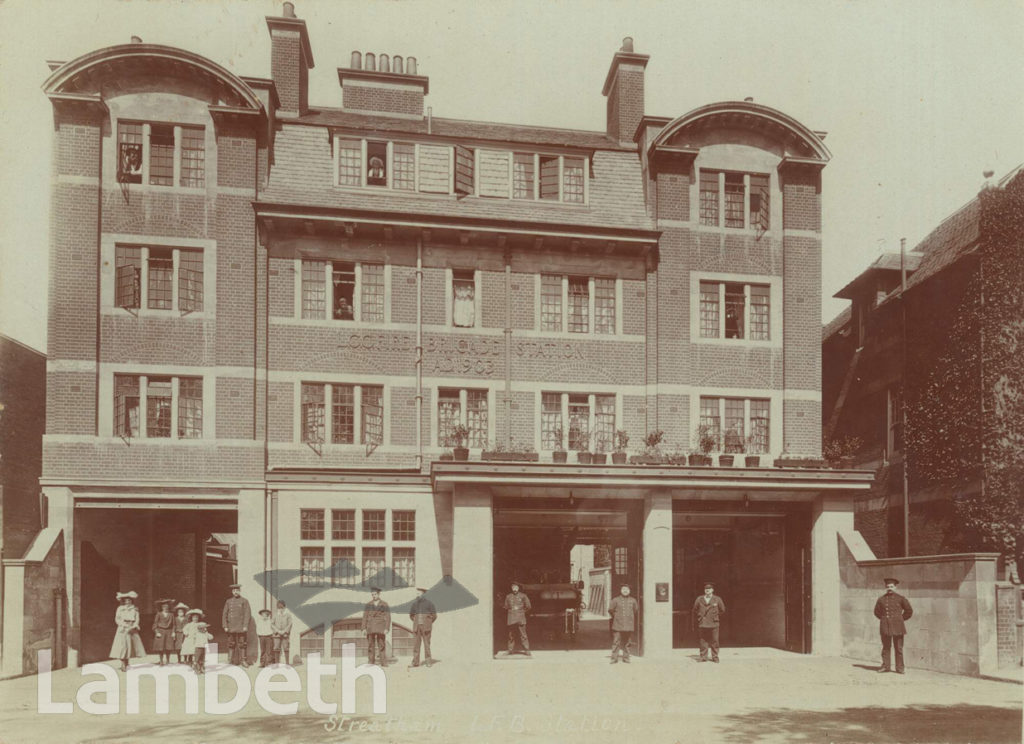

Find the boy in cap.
xmin=608 ymin=584 xmax=639 ymax=663
xmin=692 ymin=582 xmax=726 ymax=663
xmin=503 ymin=581 xmax=532 ymax=656
xmin=222 ymin=583 xmax=252 ymax=666
xmin=193 ymin=621 xmax=214 ymax=674
xmin=361 ymin=587 xmax=391 ymax=666
xmin=409 ymin=587 xmax=437 ymax=668
xmin=874 ymin=577 xmax=913 ymax=674
xmin=271 ymin=600 xmax=293 ymax=665
xmin=256 ymin=608 xmax=274 ymax=667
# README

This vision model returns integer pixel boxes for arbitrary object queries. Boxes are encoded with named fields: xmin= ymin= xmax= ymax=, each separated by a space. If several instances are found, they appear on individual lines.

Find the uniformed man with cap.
xmin=503 ymin=581 xmax=532 ymax=656
xmin=692 ymin=582 xmax=726 ymax=663
xmin=222 ymin=583 xmax=252 ymax=666
xmin=409 ymin=586 xmax=437 ymax=668
xmin=362 ymin=586 xmax=391 ymax=666
xmin=874 ymin=577 xmax=913 ymax=674
xmin=608 ymin=583 xmax=639 ymax=663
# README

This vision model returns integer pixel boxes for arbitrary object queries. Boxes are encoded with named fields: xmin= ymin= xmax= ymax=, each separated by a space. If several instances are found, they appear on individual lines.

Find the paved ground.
xmin=0 ymin=649 xmax=1020 ymax=744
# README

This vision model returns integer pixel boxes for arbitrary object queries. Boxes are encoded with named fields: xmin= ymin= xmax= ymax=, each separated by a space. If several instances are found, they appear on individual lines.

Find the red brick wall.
xmin=342 ymin=83 xmax=423 ymax=117
xmin=606 ymin=63 xmax=644 ymax=143
xmin=271 ymin=30 xmax=303 ymax=115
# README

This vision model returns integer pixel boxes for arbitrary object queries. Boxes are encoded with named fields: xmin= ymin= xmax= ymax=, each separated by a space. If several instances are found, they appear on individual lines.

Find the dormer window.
xmin=117 ymin=121 xmax=205 ymax=188
xmin=699 ymin=169 xmax=769 ymax=231
xmin=366 ymin=141 xmax=387 ymax=186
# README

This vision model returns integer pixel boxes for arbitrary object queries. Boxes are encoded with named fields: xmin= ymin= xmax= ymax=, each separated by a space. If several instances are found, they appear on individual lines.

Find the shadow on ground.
xmin=713 ymin=703 xmax=1021 ymax=743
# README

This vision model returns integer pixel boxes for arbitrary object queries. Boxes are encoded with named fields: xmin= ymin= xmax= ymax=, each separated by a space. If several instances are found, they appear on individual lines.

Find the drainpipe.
xmin=900 ymin=237 xmax=910 ymax=557
xmin=504 ymin=239 xmax=512 ymax=449
xmin=416 ymin=235 xmax=424 ymax=470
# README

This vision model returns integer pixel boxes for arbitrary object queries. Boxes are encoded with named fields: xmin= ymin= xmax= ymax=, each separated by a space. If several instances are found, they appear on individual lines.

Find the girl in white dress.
xmin=179 ymin=608 xmax=202 ymax=668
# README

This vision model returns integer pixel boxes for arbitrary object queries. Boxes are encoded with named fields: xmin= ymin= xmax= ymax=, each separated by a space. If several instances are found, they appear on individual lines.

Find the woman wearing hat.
xmin=172 ymin=602 xmax=189 ymax=664
xmin=180 ymin=609 xmax=203 ymax=668
xmin=109 ymin=591 xmax=146 ymax=672
xmin=152 ymin=599 xmax=176 ymax=666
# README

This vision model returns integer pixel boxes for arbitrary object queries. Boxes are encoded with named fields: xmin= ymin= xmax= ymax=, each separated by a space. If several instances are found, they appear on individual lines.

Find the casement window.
xmin=437 ymin=388 xmax=488 ymax=448
xmin=115 ymin=245 xmax=203 ymax=313
xmin=698 ymin=169 xmax=770 ymax=231
xmin=335 ymin=137 xmax=451 ymax=194
xmin=300 ymin=382 xmax=384 ymax=446
xmin=460 ymin=148 xmax=588 ymax=204
xmin=540 ymin=275 xmax=617 ymax=334
xmin=542 ymin=392 xmax=615 ymax=452
xmin=699 ymin=281 xmax=770 ymax=341
xmin=452 ymin=270 xmax=476 ymax=328
xmin=300 ymin=259 xmax=385 ymax=322
xmin=700 ymin=396 xmax=770 ymax=453
xmin=114 ymin=374 xmax=203 ymax=440
xmin=117 ymin=121 xmax=205 ymax=188
xmin=300 ymin=508 xmax=416 ymax=588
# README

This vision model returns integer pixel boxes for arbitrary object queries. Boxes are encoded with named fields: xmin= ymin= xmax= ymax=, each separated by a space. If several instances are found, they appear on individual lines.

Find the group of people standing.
xmin=109 ymin=583 xmax=293 ymax=672
xmin=359 ymin=585 xmax=438 ymax=669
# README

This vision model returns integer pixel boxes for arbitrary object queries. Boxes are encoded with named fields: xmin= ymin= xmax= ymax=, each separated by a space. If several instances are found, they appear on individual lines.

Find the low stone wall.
xmin=838 ymin=531 xmax=1000 ymax=677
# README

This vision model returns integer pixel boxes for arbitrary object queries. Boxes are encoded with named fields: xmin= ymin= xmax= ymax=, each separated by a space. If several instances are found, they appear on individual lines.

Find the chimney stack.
xmin=602 ymin=37 xmax=649 ymax=145
xmin=130 ymin=35 xmax=143 ymax=44
xmin=266 ymin=2 xmax=314 ymax=117
xmin=338 ymin=50 xmax=428 ymax=119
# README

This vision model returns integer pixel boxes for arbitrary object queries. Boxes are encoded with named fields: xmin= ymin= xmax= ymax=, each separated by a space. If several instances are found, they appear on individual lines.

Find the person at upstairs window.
xmin=874 ymin=577 xmax=913 ymax=674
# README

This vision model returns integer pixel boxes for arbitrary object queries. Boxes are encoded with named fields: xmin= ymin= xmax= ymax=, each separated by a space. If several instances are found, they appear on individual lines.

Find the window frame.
xmin=298 ymin=382 xmax=386 ymax=447
xmin=116 ymin=120 xmax=206 ymax=190
xmin=435 ymin=387 xmax=492 ymax=449
xmin=297 ymin=258 xmax=388 ymax=324
xmin=691 ymin=273 xmax=780 ymax=347
xmin=447 ymin=268 xmax=481 ymax=329
xmin=112 ymin=373 xmax=205 ymax=441
xmin=114 ymin=244 xmax=205 ymax=316
xmin=697 ymin=395 xmax=772 ymax=454
xmin=539 ymin=391 xmax=618 ymax=452
xmin=537 ymin=275 xmax=619 ymax=335
xmin=474 ymin=149 xmax=589 ymax=205
xmin=697 ymin=168 xmax=771 ymax=232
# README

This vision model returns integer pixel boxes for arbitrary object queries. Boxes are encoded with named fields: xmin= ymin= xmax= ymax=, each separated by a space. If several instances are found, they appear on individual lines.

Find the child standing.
xmin=192 ymin=621 xmax=214 ymax=674
xmin=152 ymin=599 xmax=175 ymax=666
xmin=256 ymin=609 xmax=274 ymax=667
xmin=180 ymin=608 xmax=202 ymax=669
xmin=172 ymin=603 xmax=189 ymax=664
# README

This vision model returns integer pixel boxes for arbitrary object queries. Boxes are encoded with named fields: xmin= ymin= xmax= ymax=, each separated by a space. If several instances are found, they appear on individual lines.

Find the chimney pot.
xmin=744 ymin=96 xmax=754 ymax=102
xmin=351 ymin=51 xmax=362 ymax=69
xmin=621 ymin=37 xmax=634 ymax=52
xmin=406 ymin=56 xmax=417 ymax=75
xmin=130 ymin=35 xmax=143 ymax=44
xmin=365 ymin=52 xmax=376 ymax=71
xmin=393 ymin=55 xmax=404 ymax=74
xmin=379 ymin=53 xmax=390 ymax=73
xmin=282 ymin=2 xmax=295 ymax=18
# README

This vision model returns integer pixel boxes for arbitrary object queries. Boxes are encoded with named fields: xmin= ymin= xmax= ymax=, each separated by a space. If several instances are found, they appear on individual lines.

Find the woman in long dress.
xmin=108 ymin=591 xmax=146 ymax=671
xmin=152 ymin=599 xmax=175 ymax=666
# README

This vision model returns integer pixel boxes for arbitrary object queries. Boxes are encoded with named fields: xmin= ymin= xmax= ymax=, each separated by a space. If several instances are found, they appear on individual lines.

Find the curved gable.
xmin=652 ymin=101 xmax=830 ymax=162
xmin=43 ymin=44 xmax=262 ymax=112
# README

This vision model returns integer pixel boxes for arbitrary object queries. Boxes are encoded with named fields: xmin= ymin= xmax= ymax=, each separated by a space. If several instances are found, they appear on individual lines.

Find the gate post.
xmin=642 ymin=492 xmax=672 ymax=658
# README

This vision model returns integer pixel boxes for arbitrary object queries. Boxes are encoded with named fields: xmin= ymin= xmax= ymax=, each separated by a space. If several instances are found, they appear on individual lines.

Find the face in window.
xmin=366 ymin=142 xmax=387 ymax=186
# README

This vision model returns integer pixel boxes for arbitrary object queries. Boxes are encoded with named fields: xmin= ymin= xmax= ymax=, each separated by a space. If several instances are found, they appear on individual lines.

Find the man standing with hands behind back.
xmin=874 ymin=577 xmax=913 ymax=674
xmin=222 ymin=583 xmax=252 ymax=667
xmin=692 ymin=582 xmax=725 ymax=663
xmin=608 ymin=584 xmax=639 ymax=663
xmin=362 ymin=586 xmax=391 ymax=667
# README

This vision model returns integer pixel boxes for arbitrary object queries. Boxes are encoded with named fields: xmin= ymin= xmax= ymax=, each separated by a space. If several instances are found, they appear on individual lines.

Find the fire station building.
xmin=6 ymin=2 xmax=873 ymax=674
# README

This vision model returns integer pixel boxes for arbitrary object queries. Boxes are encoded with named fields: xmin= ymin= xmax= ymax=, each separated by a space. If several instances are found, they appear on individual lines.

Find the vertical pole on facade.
xmin=415 ymin=235 xmax=424 ymax=469
xmin=900 ymin=237 xmax=910 ymax=557
xmin=503 ymin=237 xmax=512 ymax=450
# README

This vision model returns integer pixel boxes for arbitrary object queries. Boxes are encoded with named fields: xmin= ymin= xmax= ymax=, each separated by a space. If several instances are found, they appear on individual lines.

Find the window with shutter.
xmin=478 ymin=149 xmax=511 ymax=198
xmin=539 ymin=156 xmax=559 ymax=200
xmin=454 ymin=145 xmax=475 ymax=196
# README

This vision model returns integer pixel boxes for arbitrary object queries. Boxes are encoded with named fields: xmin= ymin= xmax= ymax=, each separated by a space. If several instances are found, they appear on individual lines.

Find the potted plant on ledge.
xmin=631 ymin=429 xmax=665 ymax=465
xmin=592 ymin=438 xmax=608 ymax=465
xmin=612 ymin=429 xmax=629 ymax=465
xmin=551 ymin=427 xmax=568 ymax=464
xmin=719 ymin=428 xmax=743 ymax=467
xmin=689 ymin=425 xmax=716 ymax=466
xmin=575 ymin=431 xmax=592 ymax=464
xmin=451 ymin=424 xmax=470 ymax=461
xmin=482 ymin=437 xmax=540 ymax=462
xmin=744 ymin=434 xmax=761 ymax=468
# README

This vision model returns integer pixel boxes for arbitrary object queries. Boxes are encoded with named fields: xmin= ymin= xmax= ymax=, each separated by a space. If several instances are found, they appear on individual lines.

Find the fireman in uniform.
xmin=874 ymin=577 xmax=913 ymax=674
xmin=222 ymin=583 xmax=252 ymax=667
xmin=503 ymin=582 xmax=532 ymax=656
xmin=362 ymin=586 xmax=391 ymax=666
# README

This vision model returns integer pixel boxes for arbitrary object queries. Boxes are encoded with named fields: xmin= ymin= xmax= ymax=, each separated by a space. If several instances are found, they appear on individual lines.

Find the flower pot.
xmin=718 ymin=454 xmax=735 ymax=466
xmin=577 ymin=451 xmax=593 ymax=464
xmin=483 ymin=451 xmax=540 ymax=462
xmin=439 ymin=452 xmax=454 ymax=462
xmin=591 ymin=453 xmax=607 ymax=465
xmin=744 ymin=455 xmax=760 ymax=468
xmin=453 ymin=447 xmax=469 ymax=461
xmin=611 ymin=452 xmax=627 ymax=465
xmin=668 ymin=455 xmax=688 ymax=466
xmin=552 ymin=450 xmax=568 ymax=464
xmin=688 ymin=454 xmax=702 ymax=466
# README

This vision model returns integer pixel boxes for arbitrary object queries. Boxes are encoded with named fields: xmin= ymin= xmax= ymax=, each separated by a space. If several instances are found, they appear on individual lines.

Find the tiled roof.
xmin=293 ymin=108 xmax=626 ymax=150
xmin=902 ymin=198 xmax=981 ymax=292
xmin=833 ymin=252 xmax=923 ymax=299
xmin=261 ymin=124 xmax=653 ymax=231
xmin=822 ymin=305 xmax=851 ymax=342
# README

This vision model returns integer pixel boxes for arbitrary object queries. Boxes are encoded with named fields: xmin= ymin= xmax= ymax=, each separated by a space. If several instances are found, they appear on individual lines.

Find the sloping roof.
xmin=901 ymin=198 xmax=981 ymax=292
xmin=293 ymin=108 xmax=625 ymax=150
xmin=261 ymin=124 xmax=653 ymax=231
xmin=833 ymin=252 xmax=922 ymax=299
xmin=822 ymin=305 xmax=851 ymax=342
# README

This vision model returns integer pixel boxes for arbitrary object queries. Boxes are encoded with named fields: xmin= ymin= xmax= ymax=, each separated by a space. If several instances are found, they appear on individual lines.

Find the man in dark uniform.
xmin=361 ymin=586 xmax=391 ymax=667
xmin=409 ymin=587 xmax=437 ymax=668
xmin=874 ymin=577 xmax=913 ymax=674
xmin=608 ymin=584 xmax=639 ymax=664
xmin=692 ymin=582 xmax=725 ymax=663
xmin=222 ymin=583 xmax=252 ymax=666
xmin=503 ymin=582 xmax=532 ymax=656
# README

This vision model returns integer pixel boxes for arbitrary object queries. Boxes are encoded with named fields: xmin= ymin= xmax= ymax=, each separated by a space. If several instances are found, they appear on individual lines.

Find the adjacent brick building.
xmin=5 ymin=3 xmax=873 ymax=674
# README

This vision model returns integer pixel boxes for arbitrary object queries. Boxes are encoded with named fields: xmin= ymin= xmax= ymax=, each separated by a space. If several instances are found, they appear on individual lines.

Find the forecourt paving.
xmin=0 ymin=649 xmax=1019 ymax=744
